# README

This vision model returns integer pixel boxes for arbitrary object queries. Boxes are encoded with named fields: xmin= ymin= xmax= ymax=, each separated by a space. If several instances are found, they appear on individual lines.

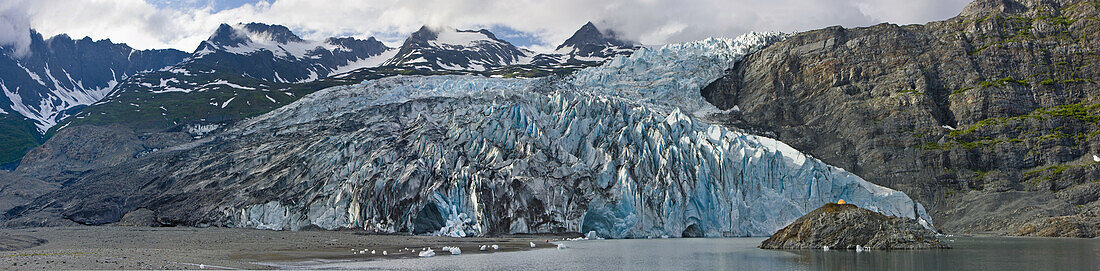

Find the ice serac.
xmin=226 ymin=32 xmax=933 ymax=238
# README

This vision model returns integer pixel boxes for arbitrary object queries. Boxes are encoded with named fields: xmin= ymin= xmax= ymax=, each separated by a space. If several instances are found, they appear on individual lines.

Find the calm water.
xmin=304 ymin=237 xmax=1100 ymax=270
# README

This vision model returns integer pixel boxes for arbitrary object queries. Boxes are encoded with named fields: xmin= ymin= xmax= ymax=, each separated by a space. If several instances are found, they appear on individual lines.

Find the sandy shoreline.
xmin=0 ymin=226 xmax=577 ymax=270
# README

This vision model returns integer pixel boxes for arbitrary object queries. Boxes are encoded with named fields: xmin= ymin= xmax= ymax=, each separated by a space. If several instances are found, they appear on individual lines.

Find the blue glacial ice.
xmin=230 ymin=32 xmax=935 ymax=238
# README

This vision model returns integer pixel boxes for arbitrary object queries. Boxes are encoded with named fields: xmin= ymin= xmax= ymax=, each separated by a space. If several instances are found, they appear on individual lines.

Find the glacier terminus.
xmin=228 ymin=32 xmax=935 ymax=238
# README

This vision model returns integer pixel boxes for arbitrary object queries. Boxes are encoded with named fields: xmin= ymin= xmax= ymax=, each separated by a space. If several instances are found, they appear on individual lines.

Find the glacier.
xmin=217 ymin=32 xmax=934 ymax=238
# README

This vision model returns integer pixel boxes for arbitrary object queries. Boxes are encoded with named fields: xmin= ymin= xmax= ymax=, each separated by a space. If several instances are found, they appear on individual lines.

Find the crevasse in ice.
xmin=230 ymin=32 xmax=935 ymax=238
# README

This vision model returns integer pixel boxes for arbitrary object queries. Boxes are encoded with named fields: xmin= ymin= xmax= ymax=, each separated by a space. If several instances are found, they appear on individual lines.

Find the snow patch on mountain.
xmin=220 ymin=97 xmax=236 ymax=108
xmin=206 ymin=80 xmax=257 ymax=90
xmin=331 ymin=48 xmax=399 ymax=77
xmin=201 ymin=23 xmax=329 ymax=61
xmin=16 ymin=63 xmax=46 ymax=86
xmin=1 ymin=72 xmax=118 ymax=132
xmin=434 ymin=30 xmax=494 ymax=47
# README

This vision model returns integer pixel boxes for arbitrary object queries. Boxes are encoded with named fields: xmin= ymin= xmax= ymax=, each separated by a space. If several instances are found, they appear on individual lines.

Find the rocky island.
xmin=760 ymin=203 xmax=950 ymax=250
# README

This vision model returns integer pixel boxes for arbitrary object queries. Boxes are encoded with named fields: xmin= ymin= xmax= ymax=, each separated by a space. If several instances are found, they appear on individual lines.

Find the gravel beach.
xmin=0 ymin=226 xmax=573 ymax=269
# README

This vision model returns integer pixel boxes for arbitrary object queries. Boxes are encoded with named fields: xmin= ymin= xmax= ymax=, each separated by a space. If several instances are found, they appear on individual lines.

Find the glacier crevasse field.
xmin=221 ymin=32 xmax=934 ymax=238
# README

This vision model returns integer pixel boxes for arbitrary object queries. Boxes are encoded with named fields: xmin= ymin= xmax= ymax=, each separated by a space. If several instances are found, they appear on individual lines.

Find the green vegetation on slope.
xmin=0 ymin=114 xmax=42 ymax=167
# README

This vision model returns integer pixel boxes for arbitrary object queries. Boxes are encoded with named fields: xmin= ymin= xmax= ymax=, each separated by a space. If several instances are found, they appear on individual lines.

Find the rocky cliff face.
xmin=703 ymin=0 xmax=1100 ymax=237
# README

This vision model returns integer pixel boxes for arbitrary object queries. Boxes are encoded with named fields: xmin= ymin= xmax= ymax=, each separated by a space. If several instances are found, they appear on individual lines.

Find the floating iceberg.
xmin=221 ymin=32 xmax=933 ymax=238
xmin=419 ymin=249 xmax=435 ymax=257
xmin=442 ymin=246 xmax=461 ymax=255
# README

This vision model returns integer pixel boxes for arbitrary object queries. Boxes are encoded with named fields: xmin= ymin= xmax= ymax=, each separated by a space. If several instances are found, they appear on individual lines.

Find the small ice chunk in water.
xmin=855 ymin=245 xmax=864 ymax=252
xmin=383 ymin=251 xmax=388 ymax=255
xmin=419 ymin=249 xmax=436 ymax=257
xmin=442 ymin=246 xmax=461 ymax=254
xmin=822 ymin=246 xmax=829 ymax=251
xmin=479 ymin=245 xmax=487 ymax=251
xmin=557 ymin=243 xmax=566 ymax=249
xmin=492 ymin=244 xmax=499 ymax=250
xmin=371 ymin=250 xmax=376 ymax=255
xmin=530 ymin=242 xmax=536 ymax=247
xmin=585 ymin=231 xmax=598 ymax=240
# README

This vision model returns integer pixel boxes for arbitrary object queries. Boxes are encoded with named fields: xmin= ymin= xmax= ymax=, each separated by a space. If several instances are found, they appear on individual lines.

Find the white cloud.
xmin=4 ymin=0 xmax=973 ymax=53
xmin=0 ymin=0 xmax=33 ymax=57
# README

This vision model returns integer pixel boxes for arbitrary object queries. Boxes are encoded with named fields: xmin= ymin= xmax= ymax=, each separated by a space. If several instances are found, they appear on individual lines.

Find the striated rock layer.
xmin=7 ymin=33 xmax=934 ymax=239
xmin=703 ymin=0 xmax=1100 ymax=237
xmin=760 ymin=203 xmax=949 ymax=250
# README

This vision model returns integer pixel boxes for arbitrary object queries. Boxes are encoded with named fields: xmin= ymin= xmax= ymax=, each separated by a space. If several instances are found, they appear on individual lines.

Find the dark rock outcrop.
xmin=0 ymin=233 xmax=46 ymax=251
xmin=0 ymin=171 xmax=56 ymax=214
xmin=15 ymin=125 xmax=191 ymax=182
xmin=1014 ymin=214 xmax=1100 ymax=238
xmin=704 ymin=0 xmax=1100 ymax=237
xmin=114 ymin=208 xmax=164 ymax=227
xmin=760 ymin=203 xmax=949 ymax=250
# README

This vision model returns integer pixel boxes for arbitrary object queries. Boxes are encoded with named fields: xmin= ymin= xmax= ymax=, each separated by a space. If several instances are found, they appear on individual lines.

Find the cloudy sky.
xmin=2 ymin=0 xmax=971 ymax=54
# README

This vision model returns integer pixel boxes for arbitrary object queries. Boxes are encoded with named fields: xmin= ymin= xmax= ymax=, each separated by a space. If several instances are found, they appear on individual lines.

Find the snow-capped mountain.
xmin=383 ymin=26 xmax=532 ymax=71
xmin=557 ymin=22 xmax=636 ymax=58
xmin=56 ymin=22 xmax=641 ymax=137
xmin=55 ymin=23 xmax=396 ymax=133
xmin=191 ymin=23 xmax=393 ymax=83
xmin=8 ymin=32 xmax=935 ymax=239
xmin=0 ymin=30 xmax=187 ymax=165
xmin=0 ymin=31 xmax=188 ymax=132
xmin=383 ymin=22 xmax=639 ymax=72
xmin=534 ymin=21 xmax=639 ymax=66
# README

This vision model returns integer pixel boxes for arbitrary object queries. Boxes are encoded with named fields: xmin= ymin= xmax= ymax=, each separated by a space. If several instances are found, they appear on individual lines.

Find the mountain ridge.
xmin=0 ymin=30 xmax=188 ymax=165
xmin=382 ymin=26 xmax=531 ymax=71
xmin=48 ymin=21 xmax=641 ymax=138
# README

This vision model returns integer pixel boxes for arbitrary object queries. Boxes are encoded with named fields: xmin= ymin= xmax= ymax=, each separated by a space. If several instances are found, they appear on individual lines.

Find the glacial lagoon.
xmin=305 ymin=236 xmax=1100 ymax=270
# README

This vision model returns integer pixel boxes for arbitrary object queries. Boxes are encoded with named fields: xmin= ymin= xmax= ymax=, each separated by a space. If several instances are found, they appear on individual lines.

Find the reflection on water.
xmin=306 ymin=236 xmax=1100 ymax=270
